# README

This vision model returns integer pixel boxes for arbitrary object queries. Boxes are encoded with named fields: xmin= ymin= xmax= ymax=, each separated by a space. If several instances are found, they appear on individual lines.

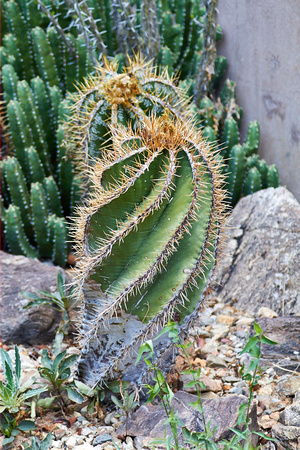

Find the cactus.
xmin=243 ymin=167 xmax=262 ymax=196
xmin=66 ymin=57 xmax=189 ymax=175
xmin=72 ymin=115 xmax=226 ymax=386
xmin=189 ymin=79 xmax=280 ymax=206
xmin=1 ymin=156 xmax=68 ymax=265
xmin=226 ymin=144 xmax=247 ymax=206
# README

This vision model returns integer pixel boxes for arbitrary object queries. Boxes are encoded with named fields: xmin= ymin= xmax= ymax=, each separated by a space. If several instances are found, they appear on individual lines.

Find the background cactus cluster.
xmin=1 ymin=0 xmax=95 ymax=265
xmin=67 ymin=60 xmax=226 ymax=386
xmin=194 ymin=80 xmax=280 ymax=206
xmin=1 ymin=0 xmax=280 ymax=266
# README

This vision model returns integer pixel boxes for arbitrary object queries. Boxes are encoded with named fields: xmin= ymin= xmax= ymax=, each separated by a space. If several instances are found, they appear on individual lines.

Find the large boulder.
xmin=117 ymin=391 xmax=258 ymax=445
xmin=1 ymin=251 xmax=69 ymax=344
xmin=208 ymin=187 xmax=300 ymax=315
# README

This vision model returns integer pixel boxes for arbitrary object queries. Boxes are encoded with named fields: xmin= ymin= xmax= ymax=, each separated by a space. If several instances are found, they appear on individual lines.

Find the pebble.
xmin=66 ymin=435 xmax=78 ymax=448
xmin=93 ymin=433 xmax=113 ymax=445
xmin=257 ymin=306 xmax=278 ymax=318
xmin=206 ymin=354 xmax=228 ymax=368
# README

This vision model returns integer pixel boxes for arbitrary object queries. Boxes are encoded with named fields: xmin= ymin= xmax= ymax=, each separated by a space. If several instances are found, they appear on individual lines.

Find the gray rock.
xmin=272 ymin=423 xmax=300 ymax=450
xmin=279 ymin=401 xmax=300 ymax=427
xmin=275 ymin=375 xmax=300 ymax=398
xmin=117 ymin=391 xmax=258 ymax=443
xmin=254 ymin=317 xmax=300 ymax=373
xmin=206 ymin=187 xmax=300 ymax=316
xmin=93 ymin=434 xmax=112 ymax=445
xmin=1 ymin=251 xmax=68 ymax=344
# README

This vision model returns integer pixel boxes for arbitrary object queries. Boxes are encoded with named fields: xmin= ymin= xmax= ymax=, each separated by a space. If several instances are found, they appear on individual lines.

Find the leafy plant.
xmin=37 ymin=333 xmax=84 ymax=411
xmin=23 ymin=433 xmax=53 ymax=450
xmin=1 ymin=412 xmax=36 ymax=447
xmin=22 ymin=270 xmax=79 ymax=335
xmin=0 ymin=346 xmax=47 ymax=415
xmin=0 ymin=346 xmax=47 ymax=447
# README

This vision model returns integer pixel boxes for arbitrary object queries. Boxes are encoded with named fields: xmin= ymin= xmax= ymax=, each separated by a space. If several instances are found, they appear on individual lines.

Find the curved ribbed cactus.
xmin=72 ymin=115 xmax=226 ymax=387
xmin=66 ymin=58 xmax=189 ymax=174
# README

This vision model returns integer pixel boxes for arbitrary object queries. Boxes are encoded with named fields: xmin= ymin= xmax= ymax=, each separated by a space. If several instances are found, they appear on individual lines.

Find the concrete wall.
xmin=217 ymin=0 xmax=300 ymax=201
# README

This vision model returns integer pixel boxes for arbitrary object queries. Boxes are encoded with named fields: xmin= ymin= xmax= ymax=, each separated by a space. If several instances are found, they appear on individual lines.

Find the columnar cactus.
xmin=72 ymin=115 xmax=226 ymax=387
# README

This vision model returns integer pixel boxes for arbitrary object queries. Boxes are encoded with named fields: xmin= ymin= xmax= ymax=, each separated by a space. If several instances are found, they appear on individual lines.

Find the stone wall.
xmin=218 ymin=0 xmax=300 ymax=201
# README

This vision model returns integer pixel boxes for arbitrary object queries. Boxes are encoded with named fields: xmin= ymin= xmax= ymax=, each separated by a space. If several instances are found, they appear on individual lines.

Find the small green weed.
xmin=111 ymin=380 xmax=139 ymax=435
xmin=22 ymin=270 xmax=78 ymax=335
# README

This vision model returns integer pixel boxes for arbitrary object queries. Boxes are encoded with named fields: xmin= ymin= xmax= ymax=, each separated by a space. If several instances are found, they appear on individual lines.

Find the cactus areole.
xmin=70 ymin=62 xmax=226 ymax=387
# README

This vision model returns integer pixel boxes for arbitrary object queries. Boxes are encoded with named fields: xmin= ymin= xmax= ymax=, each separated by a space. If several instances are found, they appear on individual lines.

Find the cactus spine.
xmin=73 ymin=115 xmax=226 ymax=387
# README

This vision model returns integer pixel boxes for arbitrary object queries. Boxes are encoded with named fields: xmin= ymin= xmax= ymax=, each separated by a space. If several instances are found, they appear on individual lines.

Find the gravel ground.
xmin=1 ymin=295 xmax=299 ymax=449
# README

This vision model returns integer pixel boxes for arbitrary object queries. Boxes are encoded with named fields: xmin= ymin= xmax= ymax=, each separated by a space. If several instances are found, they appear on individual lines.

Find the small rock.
xmin=1 ymin=251 xmax=64 ymax=344
xmin=117 ymin=391 xmax=257 ymax=442
xmin=200 ymin=391 xmax=218 ymax=399
xmin=269 ymin=400 xmax=289 ymax=413
xmin=104 ymin=412 xmax=115 ymax=425
xmin=100 ymin=445 xmax=115 ymax=450
xmin=123 ymin=436 xmax=135 ymax=449
xmin=258 ymin=384 xmax=274 ymax=396
xmin=81 ymin=427 xmax=95 ymax=436
xmin=96 ymin=426 xmax=114 ymax=435
xmin=202 ymin=340 xmax=219 ymax=354
xmin=75 ymin=444 xmax=94 ymax=450
xmin=257 ymin=307 xmax=278 ymax=318
xmin=66 ymin=435 xmax=78 ymax=449
xmin=216 ymin=314 xmax=235 ymax=325
xmin=206 ymin=354 xmax=228 ymax=368
xmin=259 ymin=415 xmax=277 ymax=429
xmin=93 ymin=433 xmax=113 ymax=445
xmin=223 ymin=376 xmax=240 ymax=383
xmin=280 ymin=401 xmax=300 ymax=427
xmin=276 ymin=375 xmax=300 ymax=398
xmin=181 ymin=373 xmax=222 ymax=393
xmin=51 ymin=441 xmax=62 ymax=449
xmin=270 ymin=411 xmax=280 ymax=421
xmin=228 ymin=386 xmax=248 ymax=396
xmin=54 ymin=429 xmax=67 ymax=439
xmin=236 ymin=317 xmax=254 ymax=326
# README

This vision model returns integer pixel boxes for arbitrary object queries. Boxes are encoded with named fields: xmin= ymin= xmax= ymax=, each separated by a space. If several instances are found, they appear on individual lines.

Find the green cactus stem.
xmin=30 ymin=182 xmax=51 ymax=258
xmin=25 ymin=146 xmax=46 ymax=184
xmin=3 ymin=156 xmax=32 ymax=236
xmin=47 ymin=215 xmax=68 ymax=267
xmin=221 ymin=116 xmax=240 ymax=160
xmin=267 ymin=165 xmax=280 ymax=188
xmin=72 ymin=115 xmax=226 ymax=387
xmin=244 ymin=121 xmax=260 ymax=156
xmin=4 ymin=0 xmax=34 ymax=81
xmin=31 ymin=26 xmax=60 ymax=89
xmin=4 ymin=205 xmax=38 ymax=259
xmin=43 ymin=176 xmax=63 ymax=218
xmin=243 ymin=167 xmax=262 ymax=197
xmin=1 ymin=63 xmax=19 ymax=104
xmin=226 ymin=144 xmax=247 ymax=206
